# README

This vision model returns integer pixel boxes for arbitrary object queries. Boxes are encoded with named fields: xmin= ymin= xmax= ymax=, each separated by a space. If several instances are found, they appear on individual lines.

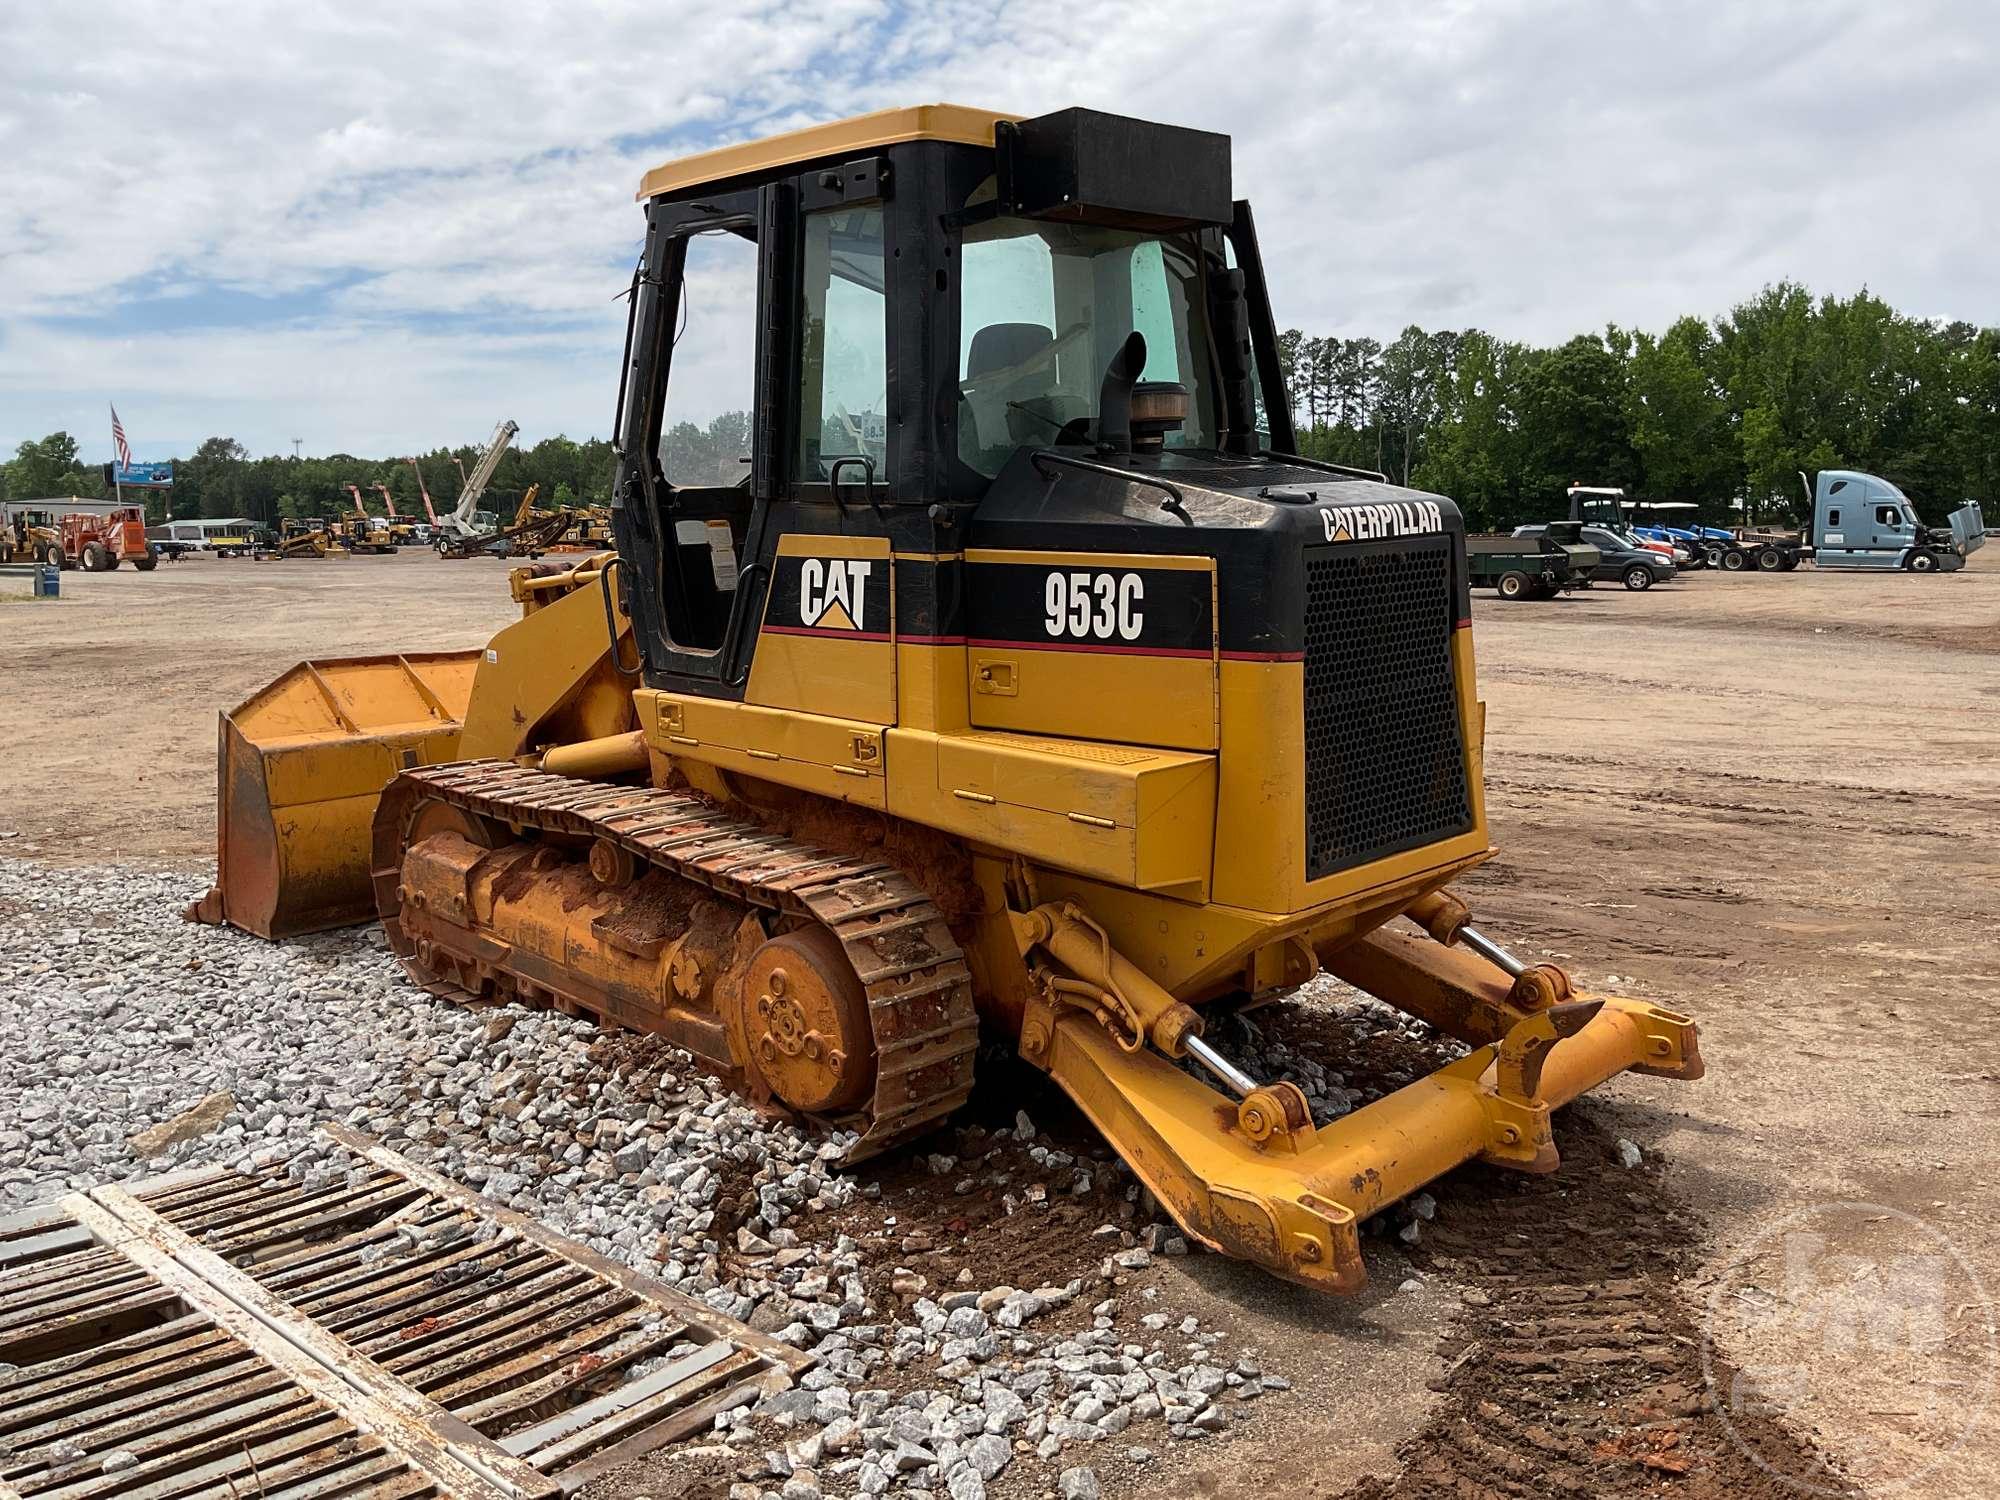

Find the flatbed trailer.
xmin=1723 ymin=528 xmax=1805 ymax=572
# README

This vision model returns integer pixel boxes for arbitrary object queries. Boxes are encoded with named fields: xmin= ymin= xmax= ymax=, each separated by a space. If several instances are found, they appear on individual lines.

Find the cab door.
xmin=1865 ymin=485 xmax=1915 ymax=561
xmin=744 ymin=181 xmax=898 ymax=728
xmin=1848 ymin=488 xmax=1912 ymax=568
xmin=612 ymin=184 xmax=786 ymax=692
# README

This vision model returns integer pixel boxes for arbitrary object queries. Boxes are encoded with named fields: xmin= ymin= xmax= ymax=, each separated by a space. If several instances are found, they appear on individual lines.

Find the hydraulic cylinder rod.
xmin=1456 ymin=924 xmax=1526 ymax=978
xmin=1402 ymin=889 xmax=1530 ymax=978
xmin=1182 ymin=1034 xmax=1258 ymax=1099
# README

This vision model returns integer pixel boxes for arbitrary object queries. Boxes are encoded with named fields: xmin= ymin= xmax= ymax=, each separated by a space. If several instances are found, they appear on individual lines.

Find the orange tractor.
xmin=53 ymin=507 xmax=159 ymax=571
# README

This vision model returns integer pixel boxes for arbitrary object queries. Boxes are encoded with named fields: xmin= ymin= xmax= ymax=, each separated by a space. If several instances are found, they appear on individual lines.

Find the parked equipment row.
xmin=1470 ymin=473 xmax=1986 ymax=601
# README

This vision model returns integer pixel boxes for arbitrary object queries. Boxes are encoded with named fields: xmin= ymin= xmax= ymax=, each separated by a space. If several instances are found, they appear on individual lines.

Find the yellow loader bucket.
xmin=190 ymin=653 xmax=480 ymax=938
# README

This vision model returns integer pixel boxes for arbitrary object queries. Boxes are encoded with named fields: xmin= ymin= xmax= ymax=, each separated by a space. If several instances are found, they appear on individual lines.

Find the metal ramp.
xmin=0 ymin=1125 xmax=809 ymax=1499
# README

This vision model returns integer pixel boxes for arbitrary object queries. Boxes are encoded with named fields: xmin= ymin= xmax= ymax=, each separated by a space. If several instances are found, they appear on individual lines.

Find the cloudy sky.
xmin=2 ymin=0 xmax=1995 ymax=463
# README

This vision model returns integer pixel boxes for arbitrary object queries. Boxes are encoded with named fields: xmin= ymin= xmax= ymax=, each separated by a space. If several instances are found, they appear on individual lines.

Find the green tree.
xmin=176 ymin=436 xmax=252 ymax=521
xmin=1414 ymin=332 xmax=1530 ymax=528
xmin=6 ymin=431 xmax=94 ymax=500
xmin=1625 ymin=316 xmax=1737 ymax=509
xmin=1514 ymin=335 xmax=1636 ymax=502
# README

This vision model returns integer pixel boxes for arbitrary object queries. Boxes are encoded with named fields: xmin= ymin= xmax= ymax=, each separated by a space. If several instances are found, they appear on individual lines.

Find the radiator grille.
xmin=1303 ymin=537 xmax=1474 ymax=879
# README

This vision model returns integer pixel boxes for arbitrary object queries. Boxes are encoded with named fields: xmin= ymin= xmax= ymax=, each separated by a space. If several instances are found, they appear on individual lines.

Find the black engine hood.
xmin=964 ymin=446 xmax=1471 ymax=656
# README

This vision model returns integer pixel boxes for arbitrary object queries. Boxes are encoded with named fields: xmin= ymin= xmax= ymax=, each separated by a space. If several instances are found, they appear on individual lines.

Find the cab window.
xmin=660 ymin=227 xmax=757 ymax=489
xmin=957 ymin=217 xmax=1215 ymax=477
xmin=1875 ymin=505 xmax=1903 ymax=528
xmin=798 ymin=206 xmax=887 ymax=482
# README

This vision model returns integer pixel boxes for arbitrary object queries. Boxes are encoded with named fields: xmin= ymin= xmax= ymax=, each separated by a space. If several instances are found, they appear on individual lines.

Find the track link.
xmin=371 ymin=759 xmax=980 ymax=1163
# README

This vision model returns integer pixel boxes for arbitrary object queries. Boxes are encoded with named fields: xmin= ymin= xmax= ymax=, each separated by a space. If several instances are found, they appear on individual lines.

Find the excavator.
xmin=551 ymin=505 xmax=617 ymax=552
xmin=191 ymin=105 xmax=1701 ymax=1293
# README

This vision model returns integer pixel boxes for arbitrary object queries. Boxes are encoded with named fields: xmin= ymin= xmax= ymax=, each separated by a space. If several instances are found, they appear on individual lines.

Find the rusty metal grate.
xmin=0 ymin=1126 xmax=810 ymax=1498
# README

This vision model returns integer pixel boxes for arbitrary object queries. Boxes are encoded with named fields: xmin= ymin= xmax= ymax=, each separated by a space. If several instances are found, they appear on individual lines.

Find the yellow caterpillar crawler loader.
xmin=255 ymin=520 xmax=351 ymax=560
xmin=194 ymin=105 xmax=1701 ymax=1292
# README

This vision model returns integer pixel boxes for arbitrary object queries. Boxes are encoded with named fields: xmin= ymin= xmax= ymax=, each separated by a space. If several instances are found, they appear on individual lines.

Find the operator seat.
xmin=969 ymin=321 xmax=1054 ymax=378
xmin=963 ymin=322 xmax=1062 ymax=454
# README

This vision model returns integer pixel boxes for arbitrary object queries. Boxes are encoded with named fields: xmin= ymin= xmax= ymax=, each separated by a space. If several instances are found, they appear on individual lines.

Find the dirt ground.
xmin=0 ymin=549 xmax=524 ymax=861
xmin=4 ymin=545 xmax=1997 ymax=1496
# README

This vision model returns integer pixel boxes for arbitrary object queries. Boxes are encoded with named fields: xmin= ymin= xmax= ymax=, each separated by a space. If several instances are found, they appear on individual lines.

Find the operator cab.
xmin=610 ymin=105 xmax=1306 ymax=687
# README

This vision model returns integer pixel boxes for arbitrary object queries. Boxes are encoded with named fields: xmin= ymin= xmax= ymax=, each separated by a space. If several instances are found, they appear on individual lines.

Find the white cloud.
xmin=1 ymin=0 xmax=1995 ymax=459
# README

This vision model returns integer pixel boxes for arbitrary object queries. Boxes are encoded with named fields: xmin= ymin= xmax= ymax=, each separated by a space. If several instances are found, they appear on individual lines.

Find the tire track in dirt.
xmin=1342 ymin=1119 xmax=1857 ymax=1500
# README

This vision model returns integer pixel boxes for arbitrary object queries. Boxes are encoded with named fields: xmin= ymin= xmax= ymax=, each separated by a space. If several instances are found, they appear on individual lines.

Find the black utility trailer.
xmin=1466 ymin=533 xmax=1598 ymax=599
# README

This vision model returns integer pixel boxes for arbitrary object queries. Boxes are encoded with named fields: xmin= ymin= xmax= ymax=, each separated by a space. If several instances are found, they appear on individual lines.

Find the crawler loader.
xmin=193 ymin=105 xmax=1701 ymax=1292
xmin=256 ymin=519 xmax=349 ymax=560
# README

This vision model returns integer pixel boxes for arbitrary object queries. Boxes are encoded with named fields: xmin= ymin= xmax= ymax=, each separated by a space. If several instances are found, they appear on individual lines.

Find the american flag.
xmin=110 ymin=404 xmax=132 ymax=469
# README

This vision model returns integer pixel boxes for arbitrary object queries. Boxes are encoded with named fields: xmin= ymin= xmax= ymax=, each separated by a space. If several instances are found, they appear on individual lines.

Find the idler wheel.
xmin=738 ymin=927 xmax=875 ymax=1114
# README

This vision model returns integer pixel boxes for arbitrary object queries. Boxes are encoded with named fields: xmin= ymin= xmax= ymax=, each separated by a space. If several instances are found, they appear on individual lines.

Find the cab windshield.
xmin=957 ymin=217 xmax=1216 ymax=476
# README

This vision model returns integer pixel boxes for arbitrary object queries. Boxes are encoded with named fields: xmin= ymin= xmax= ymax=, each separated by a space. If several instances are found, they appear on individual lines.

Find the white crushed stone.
xmin=0 ymin=860 xmax=1437 ymax=1498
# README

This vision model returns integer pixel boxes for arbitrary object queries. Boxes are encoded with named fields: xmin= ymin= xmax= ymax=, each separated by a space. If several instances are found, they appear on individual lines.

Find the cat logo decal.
xmin=799 ymin=558 xmax=873 ymax=631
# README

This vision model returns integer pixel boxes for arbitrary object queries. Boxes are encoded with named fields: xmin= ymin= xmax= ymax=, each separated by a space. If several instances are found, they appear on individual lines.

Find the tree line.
xmin=6 ymin=283 xmax=1993 ymax=532
xmin=0 ymin=413 xmax=765 ymax=528
xmin=1278 ymin=282 xmax=2000 ymax=530
xmin=0 ymin=431 xmax=625 ymax=527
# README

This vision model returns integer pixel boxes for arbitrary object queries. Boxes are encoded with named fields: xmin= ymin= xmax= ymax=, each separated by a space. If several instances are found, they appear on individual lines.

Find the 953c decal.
xmin=1044 ymin=570 xmax=1145 ymax=642
xmin=965 ymin=558 xmax=1212 ymax=657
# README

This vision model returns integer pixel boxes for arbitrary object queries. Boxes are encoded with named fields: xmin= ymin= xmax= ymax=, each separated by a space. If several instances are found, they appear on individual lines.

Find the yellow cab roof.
xmin=637 ymin=103 xmax=1020 ymax=201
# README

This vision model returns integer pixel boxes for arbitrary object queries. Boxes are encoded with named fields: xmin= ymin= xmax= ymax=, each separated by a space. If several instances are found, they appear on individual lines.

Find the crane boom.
xmin=404 ymin=458 xmax=440 ymax=526
xmin=373 ymin=482 xmax=399 ymax=518
xmin=446 ymin=420 xmax=519 ymax=536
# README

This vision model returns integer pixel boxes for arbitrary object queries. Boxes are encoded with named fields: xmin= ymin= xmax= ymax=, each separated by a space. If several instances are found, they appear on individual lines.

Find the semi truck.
xmin=1805 ymin=470 xmax=1987 ymax=572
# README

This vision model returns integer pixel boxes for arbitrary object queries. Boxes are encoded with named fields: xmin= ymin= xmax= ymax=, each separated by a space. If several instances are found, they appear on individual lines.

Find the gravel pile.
xmin=0 ymin=859 xmax=1441 ymax=1499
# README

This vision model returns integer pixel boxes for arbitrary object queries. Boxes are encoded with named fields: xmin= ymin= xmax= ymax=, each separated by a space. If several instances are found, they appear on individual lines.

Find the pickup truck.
xmin=1467 ymin=533 xmax=1599 ymax=599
